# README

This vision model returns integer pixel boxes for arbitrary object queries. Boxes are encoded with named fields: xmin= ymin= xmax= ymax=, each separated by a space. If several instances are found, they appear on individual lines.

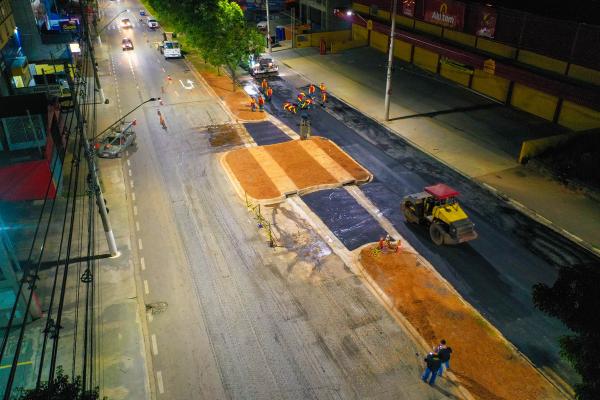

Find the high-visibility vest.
xmin=308 ymin=84 xmax=315 ymax=94
xmin=258 ymin=96 xmax=265 ymax=105
xmin=320 ymin=83 xmax=326 ymax=92
xmin=297 ymin=92 xmax=305 ymax=102
xmin=261 ymin=80 xmax=268 ymax=89
xmin=266 ymin=88 xmax=273 ymax=97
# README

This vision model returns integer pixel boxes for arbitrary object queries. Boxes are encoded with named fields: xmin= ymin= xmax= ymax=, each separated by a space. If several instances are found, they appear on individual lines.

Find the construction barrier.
xmin=511 ymin=83 xmax=560 ymax=122
xmin=331 ymin=39 xmax=367 ymax=53
xmin=517 ymin=50 xmax=568 ymax=75
xmin=518 ymin=133 xmax=571 ymax=164
xmin=558 ymin=100 xmax=600 ymax=131
xmin=567 ymin=64 xmax=600 ymax=86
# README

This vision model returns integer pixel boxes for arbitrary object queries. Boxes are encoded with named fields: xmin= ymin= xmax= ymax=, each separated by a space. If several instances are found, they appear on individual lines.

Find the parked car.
xmin=96 ymin=121 xmax=137 ymax=158
xmin=147 ymin=18 xmax=159 ymax=29
xmin=139 ymin=9 xmax=146 ymax=16
xmin=122 ymin=37 xmax=134 ymax=51
xmin=121 ymin=18 xmax=132 ymax=28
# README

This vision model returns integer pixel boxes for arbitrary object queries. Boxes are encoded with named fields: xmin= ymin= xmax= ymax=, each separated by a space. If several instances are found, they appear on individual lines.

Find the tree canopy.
xmin=532 ymin=262 xmax=600 ymax=399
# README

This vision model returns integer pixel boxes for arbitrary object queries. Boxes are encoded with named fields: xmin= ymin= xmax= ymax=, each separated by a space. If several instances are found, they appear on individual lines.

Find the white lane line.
xmin=151 ymin=334 xmax=158 ymax=355
xmin=126 ymin=150 xmax=129 ymax=156
xmin=132 ymin=192 xmax=136 ymax=201
xmin=127 ymin=159 xmax=131 ymax=166
xmin=136 ymin=221 xmax=140 ymax=231
xmin=144 ymin=279 xmax=150 ymax=294
xmin=140 ymin=256 xmax=146 ymax=270
xmin=138 ymin=238 xmax=143 ymax=250
xmin=133 ymin=205 xmax=138 ymax=215
xmin=147 ymin=311 xmax=153 ymax=322
xmin=156 ymin=371 xmax=165 ymax=394
xmin=173 ymin=90 xmax=180 ymax=97
xmin=128 ymin=169 xmax=132 ymax=177
xmin=130 ymin=180 xmax=134 ymax=188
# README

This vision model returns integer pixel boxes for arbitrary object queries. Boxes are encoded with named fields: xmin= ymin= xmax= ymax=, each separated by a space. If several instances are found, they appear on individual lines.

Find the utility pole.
xmin=291 ymin=7 xmax=296 ymax=48
xmin=266 ymin=0 xmax=272 ymax=54
xmin=384 ymin=0 xmax=397 ymax=121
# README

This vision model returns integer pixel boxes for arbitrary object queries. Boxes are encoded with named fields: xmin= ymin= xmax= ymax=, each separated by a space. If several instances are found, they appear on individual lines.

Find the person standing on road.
xmin=308 ymin=83 xmax=316 ymax=97
xmin=435 ymin=339 xmax=453 ymax=376
xmin=250 ymin=97 xmax=257 ymax=112
xmin=319 ymin=82 xmax=326 ymax=93
xmin=266 ymin=87 xmax=273 ymax=102
xmin=258 ymin=95 xmax=265 ymax=112
xmin=421 ymin=352 xmax=441 ymax=386
xmin=261 ymin=78 xmax=268 ymax=92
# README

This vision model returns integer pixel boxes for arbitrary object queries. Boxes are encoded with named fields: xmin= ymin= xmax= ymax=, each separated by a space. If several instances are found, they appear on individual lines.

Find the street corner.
xmin=221 ymin=136 xmax=372 ymax=205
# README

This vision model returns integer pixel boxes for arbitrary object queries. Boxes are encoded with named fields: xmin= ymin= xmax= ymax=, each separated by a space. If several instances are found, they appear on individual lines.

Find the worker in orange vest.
xmin=266 ymin=87 xmax=273 ymax=102
xmin=250 ymin=97 xmax=256 ymax=112
xmin=308 ymin=83 xmax=316 ymax=96
xmin=321 ymin=90 xmax=327 ymax=104
xmin=283 ymin=102 xmax=297 ymax=114
xmin=261 ymin=78 xmax=268 ymax=92
xmin=258 ymin=95 xmax=265 ymax=111
xmin=297 ymin=92 xmax=305 ymax=104
xmin=319 ymin=82 xmax=326 ymax=93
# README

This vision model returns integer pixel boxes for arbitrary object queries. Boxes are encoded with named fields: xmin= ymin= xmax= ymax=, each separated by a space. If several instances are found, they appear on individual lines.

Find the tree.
xmin=532 ymin=262 xmax=600 ymax=399
xmin=16 ymin=367 xmax=100 ymax=400
xmin=200 ymin=0 xmax=264 ymax=90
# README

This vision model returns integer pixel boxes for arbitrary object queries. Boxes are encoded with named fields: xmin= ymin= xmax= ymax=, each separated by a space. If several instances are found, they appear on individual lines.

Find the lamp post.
xmin=266 ymin=0 xmax=272 ymax=54
xmin=96 ymin=9 xmax=129 ymax=36
xmin=92 ymin=97 xmax=160 ymax=141
xmin=384 ymin=0 xmax=397 ymax=121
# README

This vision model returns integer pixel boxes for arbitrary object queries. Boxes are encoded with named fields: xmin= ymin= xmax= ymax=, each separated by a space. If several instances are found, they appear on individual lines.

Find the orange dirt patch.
xmin=224 ymin=150 xmax=279 ymax=200
xmin=313 ymin=137 xmax=371 ymax=181
xmin=223 ymin=137 xmax=372 ymax=203
xmin=360 ymin=245 xmax=562 ymax=400
xmin=265 ymin=140 xmax=337 ymax=188
xmin=200 ymin=71 xmax=266 ymax=121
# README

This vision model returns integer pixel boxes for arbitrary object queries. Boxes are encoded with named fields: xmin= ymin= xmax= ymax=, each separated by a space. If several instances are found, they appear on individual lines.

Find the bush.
xmin=17 ymin=368 xmax=100 ymax=400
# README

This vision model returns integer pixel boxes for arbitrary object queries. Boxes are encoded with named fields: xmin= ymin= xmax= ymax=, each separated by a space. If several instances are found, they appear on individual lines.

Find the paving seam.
xmin=287 ymin=196 xmax=475 ymax=400
xmin=344 ymin=186 xmax=572 ymax=399
xmin=279 ymin=60 xmax=600 ymax=259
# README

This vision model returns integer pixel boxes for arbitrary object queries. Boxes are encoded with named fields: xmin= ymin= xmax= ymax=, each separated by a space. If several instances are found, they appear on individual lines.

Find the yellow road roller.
xmin=401 ymin=183 xmax=478 ymax=245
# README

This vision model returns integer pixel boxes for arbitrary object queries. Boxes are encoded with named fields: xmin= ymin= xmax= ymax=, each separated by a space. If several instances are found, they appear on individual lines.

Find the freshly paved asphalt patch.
xmin=303 ymin=188 xmax=386 ymax=251
xmin=244 ymin=121 xmax=291 ymax=146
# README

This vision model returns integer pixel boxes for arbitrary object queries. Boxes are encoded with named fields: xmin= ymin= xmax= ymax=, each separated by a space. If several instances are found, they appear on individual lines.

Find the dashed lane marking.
xmin=127 ymin=159 xmax=130 ymax=166
xmin=133 ymin=206 xmax=138 ymax=216
xmin=132 ymin=192 xmax=136 ymax=201
xmin=144 ymin=279 xmax=150 ymax=295
xmin=151 ymin=334 xmax=158 ymax=355
xmin=136 ymin=221 xmax=140 ymax=232
xmin=147 ymin=312 xmax=153 ymax=322
xmin=140 ymin=256 xmax=145 ymax=270
xmin=138 ymin=238 xmax=143 ymax=250
xmin=130 ymin=180 xmax=134 ymax=188
xmin=128 ymin=169 xmax=132 ymax=177
xmin=156 ymin=371 xmax=165 ymax=394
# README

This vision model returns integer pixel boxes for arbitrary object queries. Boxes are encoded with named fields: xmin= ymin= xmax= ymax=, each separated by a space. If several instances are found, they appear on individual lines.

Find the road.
xmin=95 ymin=2 xmax=464 ymax=399
xmin=257 ymin=67 xmax=598 ymax=386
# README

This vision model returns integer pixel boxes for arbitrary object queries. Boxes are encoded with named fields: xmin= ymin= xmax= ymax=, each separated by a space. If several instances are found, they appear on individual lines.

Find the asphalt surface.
xmin=244 ymin=120 xmax=291 ymax=145
xmin=95 ymin=2 xmax=465 ymax=399
xmin=257 ymin=71 xmax=599 ymax=385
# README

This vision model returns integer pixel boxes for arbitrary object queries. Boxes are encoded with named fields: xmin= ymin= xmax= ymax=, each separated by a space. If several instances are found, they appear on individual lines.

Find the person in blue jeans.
xmin=422 ymin=352 xmax=442 ymax=386
xmin=436 ymin=339 xmax=453 ymax=377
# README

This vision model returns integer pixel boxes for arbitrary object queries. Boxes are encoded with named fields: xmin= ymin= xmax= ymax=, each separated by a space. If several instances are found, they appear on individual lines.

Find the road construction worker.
xmin=308 ymin=84 xmax=316 ymax=96
xmin=261 ymin=78 xmax=268 ymax=92
xmin=266 ymin=87 xmax=273 ymax=102
xmin=321 ymin=90 xmax=327 ymax=104
xmin=297 ymin=92 xmax=306 ymax=104
xmin=258 ymin=95 xmax=265 ymax=111
xmin=250 ymin=97 xmax=257 ymax=112
xmin=283 ymin=102 xmax=297 ymax=114
xmin=302 ymin=97 xmax=314 ymax=109
xmin=319 ymin=82 xmax=326 ymax=93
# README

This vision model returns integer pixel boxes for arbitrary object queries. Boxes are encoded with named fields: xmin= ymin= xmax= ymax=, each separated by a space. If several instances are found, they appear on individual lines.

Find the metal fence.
xmin=355 ymin=0 xmax=600 ymax=71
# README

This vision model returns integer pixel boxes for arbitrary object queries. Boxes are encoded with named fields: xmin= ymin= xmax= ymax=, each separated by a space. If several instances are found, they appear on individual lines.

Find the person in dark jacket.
xmin=436 ymin=339 xmax=453 ymax=377
xmin=421 ymin=352 xmax=442 ymax=385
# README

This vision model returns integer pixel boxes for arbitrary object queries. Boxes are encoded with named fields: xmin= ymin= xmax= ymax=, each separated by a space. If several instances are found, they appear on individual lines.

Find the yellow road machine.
xmin=401 ymin=183 xmax=478 ymax=245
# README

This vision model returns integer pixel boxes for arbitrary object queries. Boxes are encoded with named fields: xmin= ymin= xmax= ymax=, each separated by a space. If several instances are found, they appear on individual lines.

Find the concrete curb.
xmin=279 ymin=57 xmax=600 ymax=259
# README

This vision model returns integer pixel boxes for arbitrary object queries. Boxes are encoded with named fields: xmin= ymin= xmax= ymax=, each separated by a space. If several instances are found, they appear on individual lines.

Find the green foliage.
xmin=17 ymin=367 xmax=100 ymax=400
xmin=532 ymin=262 xmax=600 ymax=399
xmin=144 ymin=0 xmax=264 ymax=88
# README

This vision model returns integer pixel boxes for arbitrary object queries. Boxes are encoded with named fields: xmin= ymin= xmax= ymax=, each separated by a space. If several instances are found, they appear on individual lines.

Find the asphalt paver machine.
xmin=401 ymin=183 xmax=478 ymax=245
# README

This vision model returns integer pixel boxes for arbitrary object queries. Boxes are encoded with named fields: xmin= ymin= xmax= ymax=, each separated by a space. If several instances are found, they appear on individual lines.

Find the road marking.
xmin=147 ymin=311 xmax=153 ymax=322
xmin=126 ymin=151 xmax=129 ymax=156
xmin=132 ymin=192 xmax=136 ymax=201
xmin=136 ymin=221 xmax=140 ymax=232
xmin=173 ymin=90 xmax=180 ymax=97
xmin=156 ymin=371 xmax=165 ymax=394
xmin=144 ymin=279 xmax=150 ymax=294
xmin=151 ymin=334 xmax=158 ymax=355
xmin=130 ymin=180 xmax=134 ymax=188
xmin=127 ymin=159 xmax=130 ymax=166
xmin=128 ymin=169 xmax=132 ymax=177
xmin=133 ymin=205 xmax=138 ymax=215
xmin=0 ymin=361 xmax=33 ymax=369
xmin=140 ymin=256 xmax=146 ymax=270
xmin=138 ymin=238 xmax=143 ymax=250
xmin=179 ymin=79 xmax=195 ymax=90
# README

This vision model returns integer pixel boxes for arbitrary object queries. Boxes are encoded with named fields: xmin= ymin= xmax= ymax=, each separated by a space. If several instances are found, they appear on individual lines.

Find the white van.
xmin=160 ymin=32 xmax=181 ymax=58
xmin=147 ymin=18 xmax=159 ymax=29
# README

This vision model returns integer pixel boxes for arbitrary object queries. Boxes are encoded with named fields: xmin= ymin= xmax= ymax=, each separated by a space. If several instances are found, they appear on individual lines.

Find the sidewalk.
xmin=275 ymin=47 xmax=600 ymax=254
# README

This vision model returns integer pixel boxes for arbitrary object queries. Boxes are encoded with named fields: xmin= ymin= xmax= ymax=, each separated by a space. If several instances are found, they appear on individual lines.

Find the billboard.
xmin=423 ymin=0 xmax=465 ymax=30
xmin=402 ymin=0 xmax=415 ymax=17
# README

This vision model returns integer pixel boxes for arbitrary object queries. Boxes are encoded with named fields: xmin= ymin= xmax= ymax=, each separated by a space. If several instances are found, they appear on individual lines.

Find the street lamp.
xmin=384 ymin=0 xmax=397 ymax=121
xmin=266 ymin=0 xmax=271 ymax=54
xmin=96 ymin=9 xmax=129 ymax=36
xmin=92 ymin=97 xmax=160 ymax=141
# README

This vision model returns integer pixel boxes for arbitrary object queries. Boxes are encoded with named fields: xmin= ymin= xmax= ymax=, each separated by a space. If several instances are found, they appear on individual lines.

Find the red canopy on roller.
xmin=424 ymin=183 xmax=459 ymax=200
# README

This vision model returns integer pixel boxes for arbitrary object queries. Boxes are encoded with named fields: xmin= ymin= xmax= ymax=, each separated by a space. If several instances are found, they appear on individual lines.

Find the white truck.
xmin=160 ymin=32 xmax=181 ymax=59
